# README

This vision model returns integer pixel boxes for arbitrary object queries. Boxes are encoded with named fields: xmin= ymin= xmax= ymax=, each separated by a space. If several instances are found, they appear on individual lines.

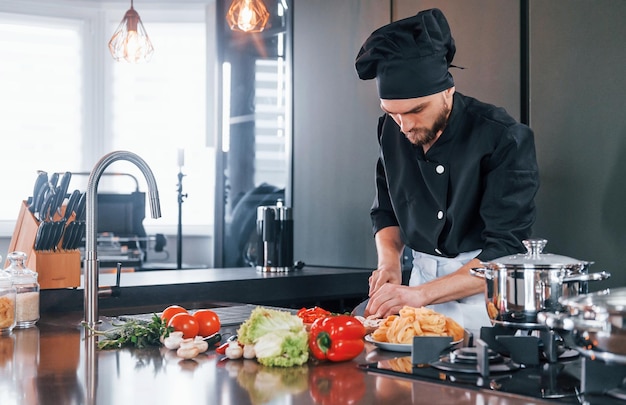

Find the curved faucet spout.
xmin=84 ymin=150 xmax=161 ymax=327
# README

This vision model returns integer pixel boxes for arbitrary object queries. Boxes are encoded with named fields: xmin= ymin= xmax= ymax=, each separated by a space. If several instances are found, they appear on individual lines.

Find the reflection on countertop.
xmin=0 ymin=310 xmax=555 ymax=405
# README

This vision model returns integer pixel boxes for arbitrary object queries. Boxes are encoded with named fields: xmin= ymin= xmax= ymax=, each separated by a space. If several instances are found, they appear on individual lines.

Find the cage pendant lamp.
xmin=226 ymin=0 xmax=270 ymax=33
xmin=108 ymin=0 xmax=154 ymax=63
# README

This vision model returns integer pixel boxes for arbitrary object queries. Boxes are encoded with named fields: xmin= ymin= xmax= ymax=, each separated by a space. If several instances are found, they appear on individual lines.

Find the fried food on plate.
xmin=370 ymin=306 xmax=464 ymax=344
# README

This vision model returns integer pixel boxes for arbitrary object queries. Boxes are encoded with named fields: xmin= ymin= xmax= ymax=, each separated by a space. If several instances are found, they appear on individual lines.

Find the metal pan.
xmin=538 ymin=287 xmax=626 ymax=362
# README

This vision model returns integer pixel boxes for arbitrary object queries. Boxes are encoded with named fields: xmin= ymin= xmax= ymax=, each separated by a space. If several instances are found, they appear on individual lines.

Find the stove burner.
xmin=431 ymin=347 xmax=520 ymax=374
xmin=449 ymin=347 xmax=502 ymax=364
xmin=479 ymin=325 xmax=579 ymax=366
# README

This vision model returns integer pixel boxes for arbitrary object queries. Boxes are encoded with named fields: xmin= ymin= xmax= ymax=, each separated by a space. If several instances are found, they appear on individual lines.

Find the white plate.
xmin=365 ymin=334 xmax=462 ymax=353
xmin=365 ymin=334 xmax=412 ymax=352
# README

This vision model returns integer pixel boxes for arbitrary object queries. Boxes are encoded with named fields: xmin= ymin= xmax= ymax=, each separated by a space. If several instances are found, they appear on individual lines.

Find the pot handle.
xmin=539 ymin=311 xmax=608 ymax=332
xmin=469 ymin=267 xmax=494 ymax=280
xmin=537 ymin=312 xmax=575 ymax=331
xmin=562 ymin=271 xmax=611 ymax=283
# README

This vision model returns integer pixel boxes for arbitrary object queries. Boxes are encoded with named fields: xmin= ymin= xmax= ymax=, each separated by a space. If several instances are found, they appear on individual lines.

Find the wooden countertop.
xmin=0 ymin=309 xmax=563 ymax=405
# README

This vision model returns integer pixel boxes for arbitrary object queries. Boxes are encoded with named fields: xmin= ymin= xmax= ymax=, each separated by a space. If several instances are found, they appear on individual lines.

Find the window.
xmin=0 ymin=2 xmax=214 ymax=239
xmin=106 ymin=19 xmax=212 ymax=233
xmin=253 ymin=58 xmax=288 ymax=188
xmin=0 ymin=12 xmax=83 ymax=231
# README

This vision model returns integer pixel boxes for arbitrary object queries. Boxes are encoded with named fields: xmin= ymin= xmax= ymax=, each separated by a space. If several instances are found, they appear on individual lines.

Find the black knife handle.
xmin=29 ymin=172 xmax=48 ymax=213
xmin=63 ymin=189 xmax=81 ymax=220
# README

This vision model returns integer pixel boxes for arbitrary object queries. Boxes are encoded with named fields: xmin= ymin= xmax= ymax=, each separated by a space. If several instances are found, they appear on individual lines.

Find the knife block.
xmin=6 ymin=201 xmax=81 ymax=290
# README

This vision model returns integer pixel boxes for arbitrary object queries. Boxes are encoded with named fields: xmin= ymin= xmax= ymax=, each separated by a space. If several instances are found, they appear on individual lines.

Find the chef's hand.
xmin=366 ymin=259 xmax=486 ymax=318
xmin=368 ymin=263 xmax=402 ymax=297
xmin=365 ymin=283 xmax=424 ymax=319
xmin=369 ymin=226 xmax=404 ymax=296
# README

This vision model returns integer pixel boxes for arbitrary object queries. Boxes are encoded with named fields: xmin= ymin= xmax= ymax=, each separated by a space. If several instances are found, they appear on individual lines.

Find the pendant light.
xmin=108 ymin=0 xmax=154 ymax=63
xmin=226 ymin=0 xmax=270 ymax=33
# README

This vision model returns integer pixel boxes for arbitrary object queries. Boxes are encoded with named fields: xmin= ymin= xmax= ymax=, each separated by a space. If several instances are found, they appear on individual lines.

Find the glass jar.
xmin=5 ymin=252 xmax=39 ymax=328
xmin=0 ymin=255 xmax=17 ymax=335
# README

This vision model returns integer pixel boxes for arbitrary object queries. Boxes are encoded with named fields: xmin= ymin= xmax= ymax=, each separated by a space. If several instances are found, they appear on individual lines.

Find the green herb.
xmin=83 ymin=314 xmax=173 ymax=350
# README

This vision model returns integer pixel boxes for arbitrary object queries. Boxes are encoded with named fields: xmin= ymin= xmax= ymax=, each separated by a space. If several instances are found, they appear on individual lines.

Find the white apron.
xmin=410 ymin=249 xmax=491 ymax=337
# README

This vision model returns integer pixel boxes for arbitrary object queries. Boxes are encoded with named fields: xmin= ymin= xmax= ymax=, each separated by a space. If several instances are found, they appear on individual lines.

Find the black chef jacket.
xmin=371 ymin=92 xmax=539 ymax=262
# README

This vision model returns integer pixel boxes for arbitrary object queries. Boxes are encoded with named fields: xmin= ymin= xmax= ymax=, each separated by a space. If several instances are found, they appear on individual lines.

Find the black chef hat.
xmin=355 ymin=8 xmax=456 ymax=99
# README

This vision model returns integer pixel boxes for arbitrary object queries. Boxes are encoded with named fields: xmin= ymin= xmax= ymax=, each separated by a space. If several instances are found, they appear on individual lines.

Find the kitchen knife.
xmin=33 ymin=182 xmax=50 ymax=221
xmin=45 ymin=218 xmax=65 ymax=250
xmin=64 ymin=189 xmax=81 ymax=220
xmin=28 ymin=172 xmax=48 ymax=214
xmin=34 ymin=219 xmax=46 ymax=251
xmin=65 ymin=192 xmax=86 ymax=250
xmin=51 ymin=171 xmax=72 ymax=219
xmin=48 ymin=172 xmax=59 ymax=189
xmin=48 ymin=186 xmax=76 ymax=251
xmin=39 ymin=191 xmax=56 ymax=224
xmin=74 ymin=192 xmax=86 ymax=222
xmin=59 ymin=190 xmax=81 ymax=250
xmin=62 ymin=221 xmax=75 ymax=250
xmin=49 ymin=217 xmax=67 ymax=250
xmin=35 ymin=192 xmax=56 ymax=250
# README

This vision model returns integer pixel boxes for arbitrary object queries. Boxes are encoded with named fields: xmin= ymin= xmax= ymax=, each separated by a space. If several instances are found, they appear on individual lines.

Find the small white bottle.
xmin=6 ymin=252 xmax=40 ymax=328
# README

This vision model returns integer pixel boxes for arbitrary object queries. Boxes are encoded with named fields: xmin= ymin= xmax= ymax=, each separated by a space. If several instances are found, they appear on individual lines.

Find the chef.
xmin=354 ymin=8 xmax=540 ymax=335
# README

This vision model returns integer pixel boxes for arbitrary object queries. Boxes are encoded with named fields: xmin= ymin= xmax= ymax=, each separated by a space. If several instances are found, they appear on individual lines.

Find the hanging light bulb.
xmin=108 ymin=0 xmax=154 ymax=63
xmin=226 ymin=0 xmax=270 ymax=33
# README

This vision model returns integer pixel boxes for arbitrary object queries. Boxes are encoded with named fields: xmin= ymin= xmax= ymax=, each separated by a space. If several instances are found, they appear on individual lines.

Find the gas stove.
xmin=361 ymin=325 xmax=626 ymax=404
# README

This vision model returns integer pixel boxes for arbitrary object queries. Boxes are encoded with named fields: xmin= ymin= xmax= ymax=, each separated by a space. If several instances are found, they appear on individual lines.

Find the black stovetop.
xmin=361 ymin=327 xmax=626 ymax=405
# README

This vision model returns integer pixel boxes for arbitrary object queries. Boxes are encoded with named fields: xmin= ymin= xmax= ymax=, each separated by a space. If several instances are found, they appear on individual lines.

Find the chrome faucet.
xmin=83 ymin=151 xmax=161 ymax=327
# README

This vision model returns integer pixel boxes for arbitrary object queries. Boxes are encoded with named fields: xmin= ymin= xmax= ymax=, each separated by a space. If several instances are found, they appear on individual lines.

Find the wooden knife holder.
xmin=6 ymin=201 xmax=81 ymax=289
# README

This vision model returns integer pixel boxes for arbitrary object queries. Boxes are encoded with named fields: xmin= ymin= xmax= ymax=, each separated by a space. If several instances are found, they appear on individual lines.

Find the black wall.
xmin=293 ymin=0 xmax=625 ymax=291
xmin=530 ymin=1 xmax=626 ymax=289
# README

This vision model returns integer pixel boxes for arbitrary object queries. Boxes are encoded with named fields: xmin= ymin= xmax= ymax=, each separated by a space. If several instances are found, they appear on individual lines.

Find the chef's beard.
xmin=404 ymin=102 xmax=450 ymax=146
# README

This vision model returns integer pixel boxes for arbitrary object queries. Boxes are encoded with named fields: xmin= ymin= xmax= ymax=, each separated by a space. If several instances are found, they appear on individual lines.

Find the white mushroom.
xmin=163 ymin=331 xmax=184 ymax=350
xmin=193 ymin=336 xmax=209 ymax=353
xmin=177 ymin=339 xmax=201 ymax=359
xmin=225 ymin=341 xmax=243 ymax=360
xmin=243 ymin=344 xmax=256 ymax=359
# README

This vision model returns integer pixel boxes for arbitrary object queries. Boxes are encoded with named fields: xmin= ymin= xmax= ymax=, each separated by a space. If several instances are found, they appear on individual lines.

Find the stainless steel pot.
xmin=470 ymin=239 xmax=610 ymax=329
xmin=538 ymin=288 xmax=626 ymax=363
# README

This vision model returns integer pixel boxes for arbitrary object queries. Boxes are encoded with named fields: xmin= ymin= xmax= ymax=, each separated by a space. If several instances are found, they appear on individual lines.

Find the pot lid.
xmin=488 ymin=239 xmax=587 ymax=269
xmin=560 ymin=287 xmax=626 ymax=315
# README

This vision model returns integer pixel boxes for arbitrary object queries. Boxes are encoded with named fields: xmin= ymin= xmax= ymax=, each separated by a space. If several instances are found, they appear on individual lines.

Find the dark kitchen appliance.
xmin=223 ymin=183 xmax=284 ymax=267
xmin=255 ymin=199 xmax=294 ymax=272
xmin=70 ymin=172 xmax=166 ymax=270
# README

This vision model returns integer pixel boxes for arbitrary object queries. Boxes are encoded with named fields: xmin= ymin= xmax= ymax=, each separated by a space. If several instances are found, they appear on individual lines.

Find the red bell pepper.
xmin=309 ymin=315 xmax=366 ymax=362
xmin=297 ymin=306 xmax=332 ymax=324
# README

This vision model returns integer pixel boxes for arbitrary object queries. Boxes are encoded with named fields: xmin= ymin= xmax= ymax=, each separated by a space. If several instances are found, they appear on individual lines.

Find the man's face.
xmin=380 ymin=88 xmax=453 ymax=148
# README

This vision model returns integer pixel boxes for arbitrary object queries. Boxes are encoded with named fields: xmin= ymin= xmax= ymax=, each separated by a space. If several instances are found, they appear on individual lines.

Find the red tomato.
xmin=161 ymin=305 xmax=188 ymax=323
xmin=193 ymin=309 xmax=221 ymax=337
xmin=168 ymin=312 xmax=199 ymax=338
